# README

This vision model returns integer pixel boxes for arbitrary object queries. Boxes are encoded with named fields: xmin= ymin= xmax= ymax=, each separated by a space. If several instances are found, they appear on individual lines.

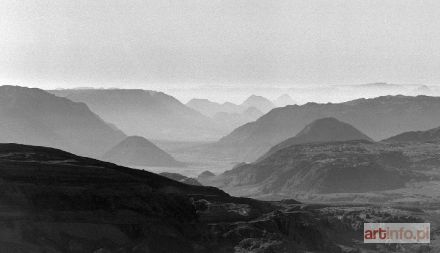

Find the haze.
xmin=1 ymin=0 xmax=440 ymax=103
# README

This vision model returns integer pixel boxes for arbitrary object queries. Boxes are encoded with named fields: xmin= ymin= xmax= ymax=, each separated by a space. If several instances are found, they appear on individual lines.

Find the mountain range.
xmin=215 ymin=95 xmax=440 ymax=162
xmin=186 ymin=94 xmax=297 ymax=132
xmin=50 ymin=89 xmax=225 ymax=141
xmin=0 ymin=85 xmax=125 ymax=157
xmin=186 ymin=94 xmax=281 ymax=117
xmin=213 ymin=119 xmax=412 ymax=197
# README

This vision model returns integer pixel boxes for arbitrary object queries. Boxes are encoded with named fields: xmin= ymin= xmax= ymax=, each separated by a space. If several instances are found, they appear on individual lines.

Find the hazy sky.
xmin=1 ymin=0 xmax=440 ymax=93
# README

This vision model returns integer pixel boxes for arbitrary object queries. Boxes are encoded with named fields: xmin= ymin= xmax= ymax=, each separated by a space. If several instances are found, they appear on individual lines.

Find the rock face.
xmin=0 ymin=85 xmax=125 ymax=157
xmin=222 ymin=140 xmax=409 ymax=195
xmin=160 ymin=172 xmax=201 ymax=185
xmin=383 ymin=126 xmax=440 ymax=143
xmin=50 ymin=89 xmax=224 ymax=141
xmin=259 ymin=117 xmax=373 ymax=161
xmin=102 ymin=136 xmax=183 ymax=167
xmin=216 ymin=95 xmax=440 ymax=162
xmin=0 ymin=143 xmax=432 ymax=253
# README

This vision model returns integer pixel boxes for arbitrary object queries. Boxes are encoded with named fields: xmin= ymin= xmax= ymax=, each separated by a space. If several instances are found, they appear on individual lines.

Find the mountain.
xmin=213 ymin=106 xmax=263 ymax=130
xmin=241 ymin=95 xmax=275 ymax=113
xmin=198 ymin=170 xmax=216 ymax=179
xmin=0 ymin=85 xmax=125 ymax=157
xmin=242 ymin=106 xmax=264 ymax=118
xmin=220 ymin=140 xmax=411 ymax=196
xmin=102 ymin=136 xmax=183 ymax=167
xmin=259 ymin=118 xmax=373 ymax=161
xmin=186 ymin=98 xmax=242 ymax=117
xmin=216 ymin=95 xmax=440 ymax=162
xmin=160 ymin=172 xmax=202 ymax=185
xmin=0 ymin=143 xmax=426 ymax=253
xmin=186 ymin=98 xmax=264 ymax=131
xmin=274 ymin=94 xmax=296 ymax=107
xmin=50 ymin=89 xmax=225 ymax=141
xmin=383 ymin=126 xmax=440 ymax=143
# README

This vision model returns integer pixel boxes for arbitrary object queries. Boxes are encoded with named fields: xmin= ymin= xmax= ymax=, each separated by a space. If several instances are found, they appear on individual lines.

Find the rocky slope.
xmin=220 ymin=140 xmax=412 ymax=196
xmin=102 ymin=136 xmax=183 ymax=167
xmin=0 ymin=85 xmax=125 ymax=157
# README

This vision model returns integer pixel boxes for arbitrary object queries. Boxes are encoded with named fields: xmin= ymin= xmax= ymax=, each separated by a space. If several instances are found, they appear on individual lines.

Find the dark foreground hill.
xmin=0 ymin=143 xmax=429 ymax=252
xmin=0 ymin=85 xmax=125 ymax=157
xmin=102 ymin=136 xmax=183 ymax=167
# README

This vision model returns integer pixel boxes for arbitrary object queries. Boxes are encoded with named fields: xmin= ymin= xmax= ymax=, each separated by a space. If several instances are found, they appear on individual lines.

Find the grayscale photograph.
xmin=0 ymin=0 xmax=439 ymax=252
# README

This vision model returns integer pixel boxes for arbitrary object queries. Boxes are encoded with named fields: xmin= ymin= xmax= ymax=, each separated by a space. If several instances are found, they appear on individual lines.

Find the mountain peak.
xmin=274 ymin=94 xmax=296 ymax=107
xmin=290 ymin=117 xmax=373 ymax=143
xmin=259 ymin=117 xmax=373 ymax=161
xmin=102 ymin=136 xmax=183 ymax=167
xmin=241 ymin=95 xmax=275 ymax=113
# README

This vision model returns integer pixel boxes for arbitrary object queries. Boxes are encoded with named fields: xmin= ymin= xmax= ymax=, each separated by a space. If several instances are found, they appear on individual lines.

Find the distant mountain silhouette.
xmin=186 ymin=98 xmax=243 ymax=117
xmin=186 ymin=99 xmax=264 ymax=131
xmin=102 ymin=136 xmax=183 ymax=167
xmin=198 ymin=170 xmax=216 ymax=179
xmin=259 ymin=118 xmax=373 ymax=161
xmin=241 ymin=95 xmax=275 ymax=113
xmin=216 ymin=95 xmax=440 ymax=162
xmin=0 ymin=85 xmax=125 ymax=157
xmin=274 ymin=94 xmax=296 ymax=107
xmin=383 ymin=126 xmax=440 ymax=143
xmin=221 ymin=140 xmax=409 ymax=195
xmin=50 ymin=89 xmax=225 ymax=141
xmin=213 ymin=106 xmax=263 ymax=130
